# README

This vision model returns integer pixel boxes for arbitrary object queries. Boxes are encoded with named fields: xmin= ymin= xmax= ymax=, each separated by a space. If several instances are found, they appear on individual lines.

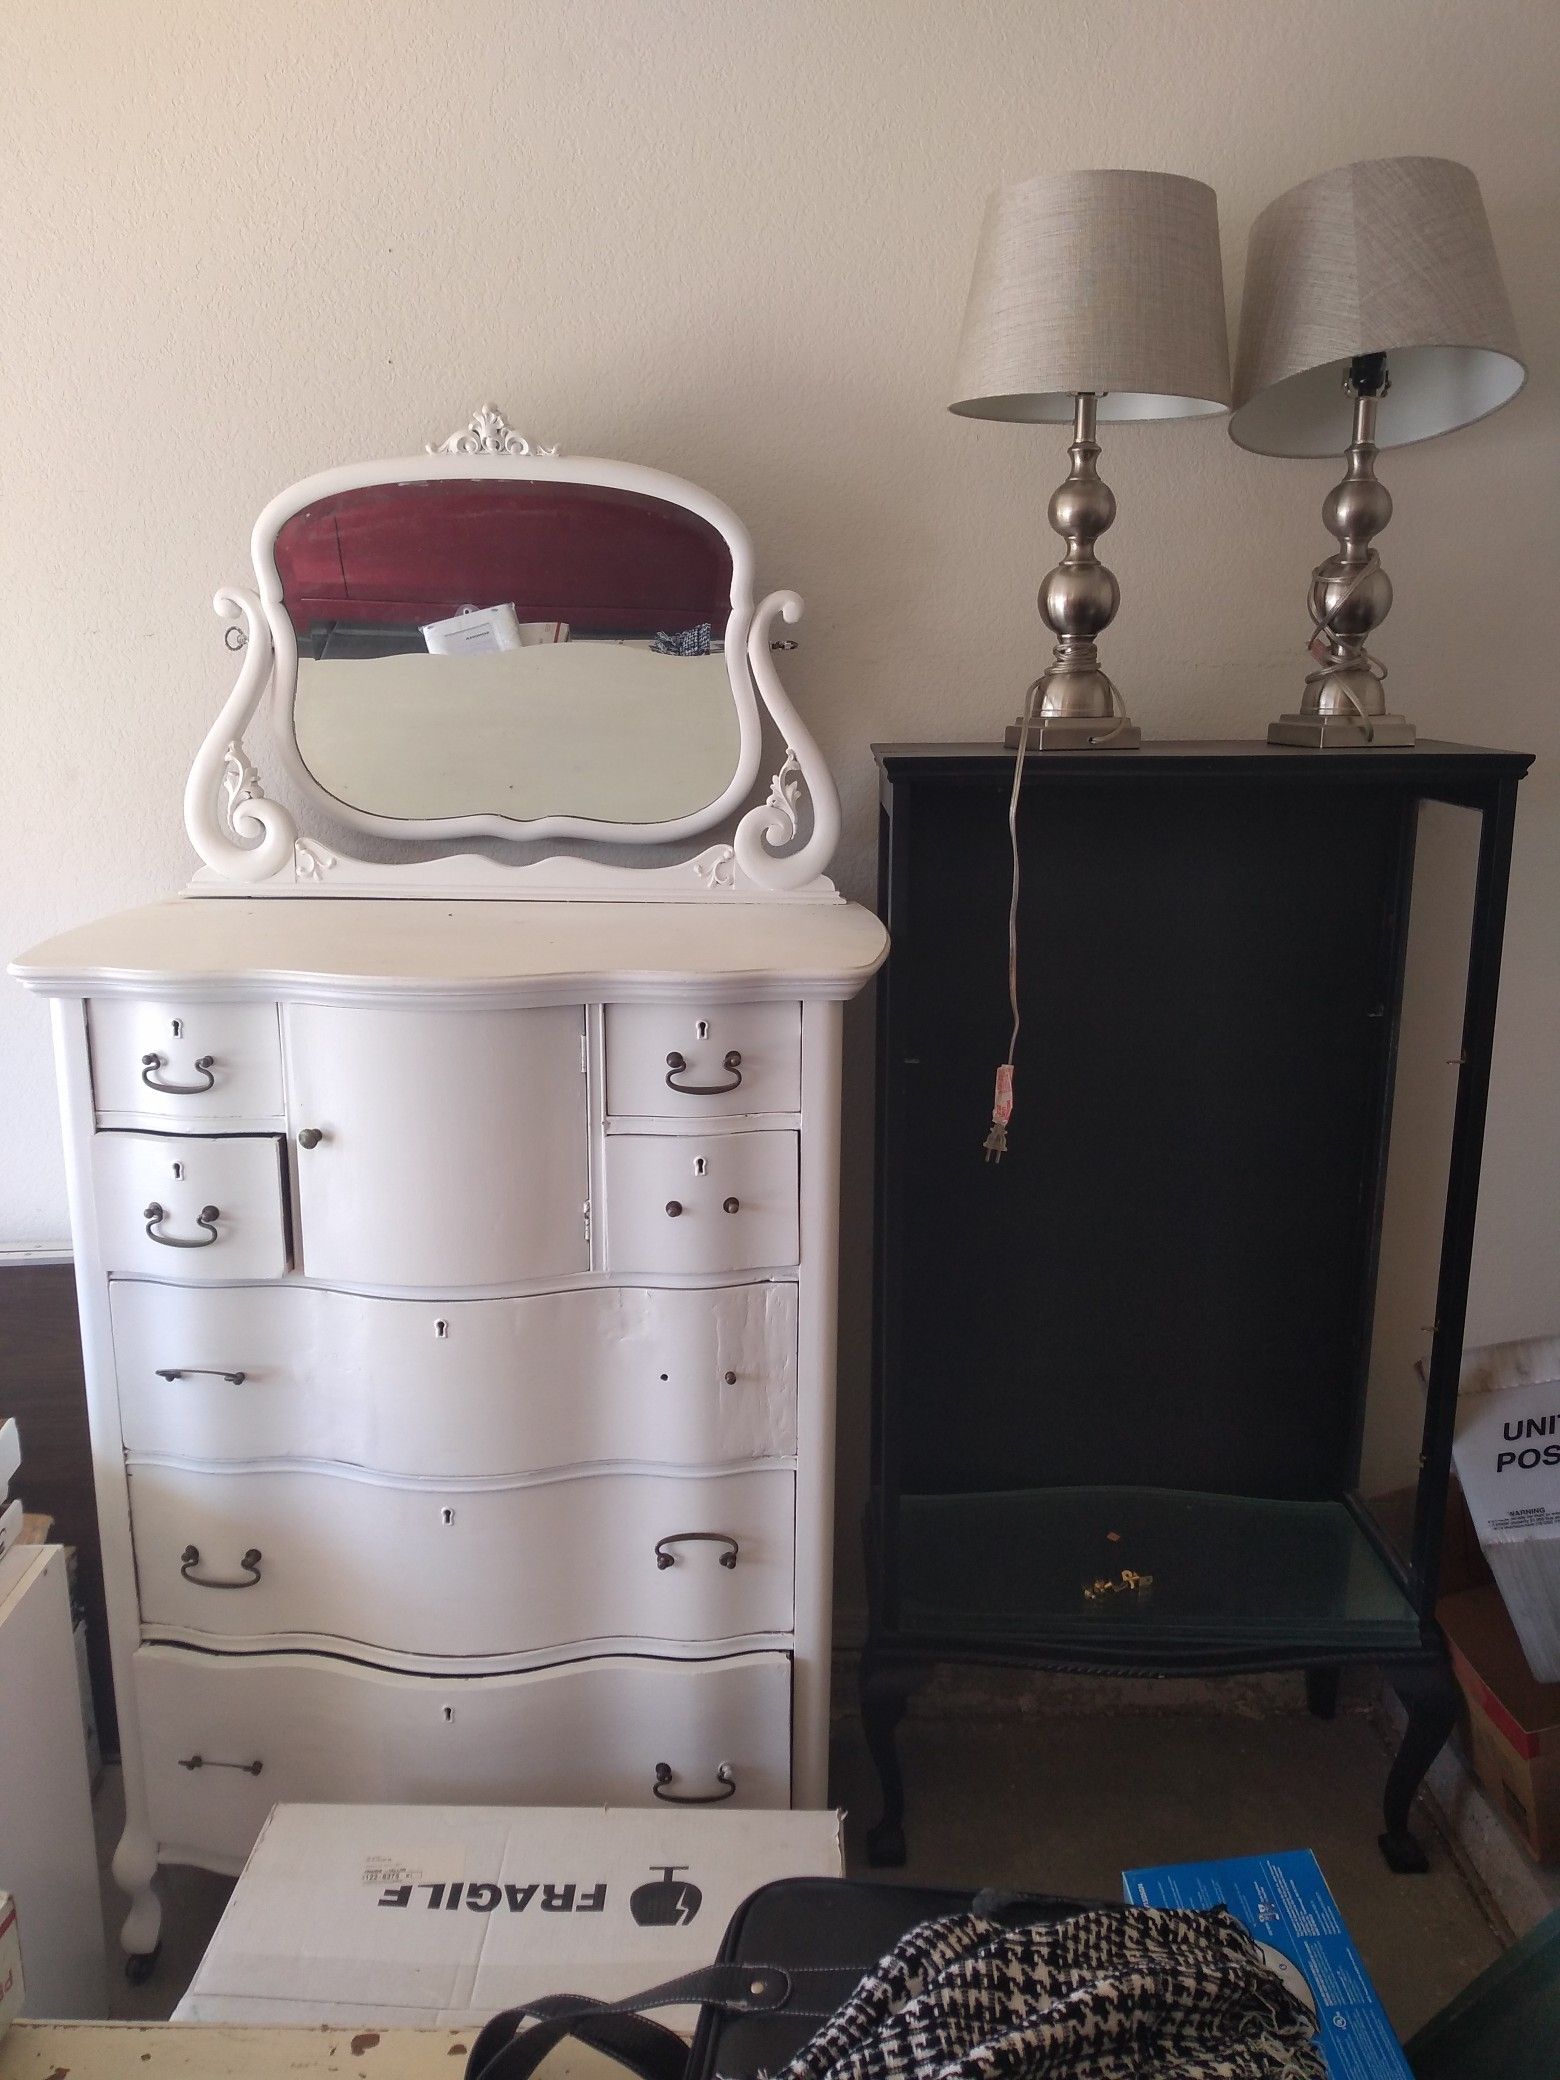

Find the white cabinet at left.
xmin=12 ymin=893 xmax=886 ymax=1977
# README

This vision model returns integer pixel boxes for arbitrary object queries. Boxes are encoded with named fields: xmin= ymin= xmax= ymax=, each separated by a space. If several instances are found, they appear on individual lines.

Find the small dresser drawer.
xmin=605 ymin=1132 xmax=799 ymax=1274
xmin=92 ymin=1133 xmax=289 ymax=1280
xmin=605 ymin=1003 xmax=801 ymax=1118
xmin=136 ymin=1644 xmax=793 ymax=1864
xmin=111 ymin=1280 xmax=798 ymax=1476
xmin=88 ymin=1000 xmax=283 ymax=1127
xmin=130 ymin=1463 xmax=795 ymax=1657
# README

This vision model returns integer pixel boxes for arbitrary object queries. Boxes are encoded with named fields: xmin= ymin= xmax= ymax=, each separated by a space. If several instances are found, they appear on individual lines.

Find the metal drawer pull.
xmin=655 ymin=1532 xmax=739 ymax=1571
xmin=144 ymin=1202 xmax=220 ymax=1248
xmin=722 ymin=1196 xmax=740 ymax=1214
xmin=156 ymin=1367 xmax=247 ymax=1385
xmin=180 ymin=1543 xmax=262 ymax=1588
xmin=653 ymin=1762 xmax=736 ymax=1804
xmin=664 ymin=1200 xmax=683 ymax=1217
xmin=141 ymin=1053 xmax=215 ymax=1094
xmin=297 ymin=1127 xmax=323 ymax=1149
xmin=178 ymin=1754 xmax=263 ymax=1775
xmin=665 ymin=1050 xmax=743 ymax=1096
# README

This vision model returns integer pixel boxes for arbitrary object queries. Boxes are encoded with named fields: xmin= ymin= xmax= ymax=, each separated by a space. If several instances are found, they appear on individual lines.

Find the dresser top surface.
xmin=11 ymin=897 xmax=889 ymax=1003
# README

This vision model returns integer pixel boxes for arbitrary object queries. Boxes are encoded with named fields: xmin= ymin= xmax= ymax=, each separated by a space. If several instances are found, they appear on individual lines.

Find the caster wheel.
xmin=866 ymin=1818 xmax=907 ymax=1869
xmin=124 ymin=1942 xmax=162 ymax=1986
xmin=1378 ymin=1829 xmax=1429 ymax=1875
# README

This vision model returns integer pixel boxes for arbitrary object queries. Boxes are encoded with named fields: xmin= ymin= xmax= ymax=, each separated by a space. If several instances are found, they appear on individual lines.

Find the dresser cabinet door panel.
xmin=89 ymin=999 xmax=284 ymax=1128
xmin=605 ymin=1133 xmax=799 ymax=1274
xmin=112 ymin=1280 xmax=799 ymax=1475
xmin=136 ymin=1645 xmax=793 ymax=1862
xmin=605 ymin=1003 xmax=801 ymax=1118
xmin=284 ymin=1005 xmax=589 ymax=1288
xmin=92 ymin=1134 xmax=289 ymax=1280
xmin=130 ymin=1464 xmax=794 ymax=1655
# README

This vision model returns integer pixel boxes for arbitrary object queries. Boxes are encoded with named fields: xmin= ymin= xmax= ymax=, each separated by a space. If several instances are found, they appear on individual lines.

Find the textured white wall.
xmin=4 ymin=0 xmax=1556 ymax=1586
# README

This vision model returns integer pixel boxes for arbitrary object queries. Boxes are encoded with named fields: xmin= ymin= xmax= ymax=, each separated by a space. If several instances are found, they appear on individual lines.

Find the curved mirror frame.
xmin=254 ymin=450 xmax=765 ymax=845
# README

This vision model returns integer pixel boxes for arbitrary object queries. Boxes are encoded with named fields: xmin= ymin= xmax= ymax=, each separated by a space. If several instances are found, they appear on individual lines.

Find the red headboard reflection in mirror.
xmin=273 ymin=480 xmax=735 ymax=641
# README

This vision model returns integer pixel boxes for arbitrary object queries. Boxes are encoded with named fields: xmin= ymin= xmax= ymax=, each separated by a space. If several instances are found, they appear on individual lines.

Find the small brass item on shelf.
xmin=1083 ymin=1568 xmax=1155 ymax=1606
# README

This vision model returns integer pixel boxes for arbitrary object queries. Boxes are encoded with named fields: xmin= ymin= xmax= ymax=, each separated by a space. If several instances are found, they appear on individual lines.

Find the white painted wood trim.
xmin=175 ymin=428 xmax=851 ymax=898
xmin=791 ymin=998 xmax=843 ymax=1806
xmin=47 ymin=999 xmax=163 ymax=1963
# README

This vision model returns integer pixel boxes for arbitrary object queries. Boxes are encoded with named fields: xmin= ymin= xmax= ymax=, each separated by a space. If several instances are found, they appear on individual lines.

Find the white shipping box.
xmin=178 ymin=1803 xmax=844 ymax=2028
xmin=1453 ymin=1341 xmax=1560 ymax=1682
xmin=0 ymin=1893 xmax=23 ymax=2042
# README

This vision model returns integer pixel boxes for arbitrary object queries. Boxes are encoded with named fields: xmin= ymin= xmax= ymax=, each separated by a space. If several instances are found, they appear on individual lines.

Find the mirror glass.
xmin=274 ymin=480 xmax=744 ymax=825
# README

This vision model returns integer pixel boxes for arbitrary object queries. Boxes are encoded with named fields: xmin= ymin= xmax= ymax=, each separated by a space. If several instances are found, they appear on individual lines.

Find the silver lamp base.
xmin=1268 ymin=710 xmax=1415 ymax=749
xmin=1005 ymin=711 xmax=1142 ymax=750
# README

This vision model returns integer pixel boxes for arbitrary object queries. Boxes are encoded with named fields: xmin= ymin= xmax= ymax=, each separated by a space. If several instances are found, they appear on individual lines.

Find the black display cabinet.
xmin=864 ymin=741 xmax=1530 ymax=1871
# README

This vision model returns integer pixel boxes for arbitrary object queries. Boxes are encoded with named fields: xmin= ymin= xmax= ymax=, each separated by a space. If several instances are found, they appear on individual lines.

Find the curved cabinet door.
xmin=112 ymin=1280 xmax=798 ymax=1477
xmin=136 ymin=1645 xmax=793 ymax=1865
xmin=284 ymin=1005 xmax=588 ymax=1288
xmin=129 ymin=1464 xmax=794 ymax=1656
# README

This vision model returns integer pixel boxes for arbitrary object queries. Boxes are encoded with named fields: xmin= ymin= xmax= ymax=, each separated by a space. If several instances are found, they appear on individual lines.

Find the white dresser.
xmin=12 ymin=408 xmax=886 ymax=1976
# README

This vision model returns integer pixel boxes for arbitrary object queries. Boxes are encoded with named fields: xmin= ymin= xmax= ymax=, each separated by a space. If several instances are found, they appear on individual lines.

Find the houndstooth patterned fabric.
xmin=652 ymin=622 xmax=713 ymax=655
xmin=752 ymin=1906 xmax=1324 ymax=2080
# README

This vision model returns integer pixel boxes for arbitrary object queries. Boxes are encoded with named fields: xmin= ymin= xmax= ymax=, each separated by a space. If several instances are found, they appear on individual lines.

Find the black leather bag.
xmin=463 ymin=1874 xmax=1093 ymax=2080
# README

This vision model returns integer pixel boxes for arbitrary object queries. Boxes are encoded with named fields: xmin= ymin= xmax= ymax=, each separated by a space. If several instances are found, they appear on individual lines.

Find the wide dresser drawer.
xmin=111 ymin=1279 xmax=798 ymax=1475
xmin=130 ymin=1463 xmax=794 ymax=1656
xmin=136 ymin=1644 xmax=793 ymax=1866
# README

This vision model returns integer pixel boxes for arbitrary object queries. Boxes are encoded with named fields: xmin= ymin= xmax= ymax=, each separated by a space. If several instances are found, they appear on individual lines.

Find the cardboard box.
xmin=0 ymin=1892 xmax=24 ymax=2040
xmin=178 ymin=1802 xmax=844 ymax=2029
xmin=1441 ymin=1582 xmax=1560 ymax=1863
xmin=1124 ymin=1849 xmax=1409 ymax=2079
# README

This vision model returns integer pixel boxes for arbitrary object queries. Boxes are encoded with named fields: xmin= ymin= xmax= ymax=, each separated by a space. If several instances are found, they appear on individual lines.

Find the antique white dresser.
xmin=12 ymin=408 xmax=886 ymax=1978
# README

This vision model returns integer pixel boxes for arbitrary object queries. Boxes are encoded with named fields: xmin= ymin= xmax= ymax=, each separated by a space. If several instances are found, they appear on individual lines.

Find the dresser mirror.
xmin=278 ymin=478 xmax=745 ymax=826
xmin=186 ymin=406 xmax=838 ymax=897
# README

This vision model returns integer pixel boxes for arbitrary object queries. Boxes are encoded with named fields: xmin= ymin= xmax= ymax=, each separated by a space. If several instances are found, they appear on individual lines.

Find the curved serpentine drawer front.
xmin=136 ymin=1644 xmax=793 ymax=1864
xmin=91 ymin=1132 xmax=289 ymax=1281
xmin=605 ymin=1133 xmax=799 ymax=1274
xmin=88 ymin=999 xmax=284 ymax=1128
xmin=604 ymin=1003 xmax=801 ymax=1118
xmin=111 ymin=1280 xmax=799 ymax=1475
xmin=130 ymin=1463 xmax=794 ymax=1656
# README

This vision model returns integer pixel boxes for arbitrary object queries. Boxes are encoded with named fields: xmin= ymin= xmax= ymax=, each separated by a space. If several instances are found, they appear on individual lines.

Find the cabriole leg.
xmin=1380 ymin=1656 xmax=1458 ymax=1874
xmin=112 ymin=1821 xmax=163 ymax=1979
xmin=860 ymin=1655 xmax=916 ymax=1868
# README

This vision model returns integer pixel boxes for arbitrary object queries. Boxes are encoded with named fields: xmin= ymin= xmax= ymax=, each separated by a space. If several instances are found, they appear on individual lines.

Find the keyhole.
xmin=695 ymin=1020 xmax=709 ymax=1040
xmin=440 ymin=1506 xmax=454 ymax=1526
xmin=171 ymin=1161 xmax=184 ymax=1181
xmin=435 ymin=1319 xmax=449 ymax=1339
xmin=442 ymin=1705 xmax=454 ymax=1723
xmin=171 ymin=1018 xmax=184 ymax=1039
xmin=694 ymin=1157 xmax=707 ymax=1176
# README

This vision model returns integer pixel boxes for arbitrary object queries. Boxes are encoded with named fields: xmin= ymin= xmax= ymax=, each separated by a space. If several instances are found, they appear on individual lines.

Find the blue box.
xmin=1122 ymin=1849 xmax=1410 ymax=2079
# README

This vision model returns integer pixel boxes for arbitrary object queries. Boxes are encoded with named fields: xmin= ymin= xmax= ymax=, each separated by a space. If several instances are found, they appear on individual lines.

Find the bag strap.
xmin=464 ymin=1962 xmax=799 ymax=2080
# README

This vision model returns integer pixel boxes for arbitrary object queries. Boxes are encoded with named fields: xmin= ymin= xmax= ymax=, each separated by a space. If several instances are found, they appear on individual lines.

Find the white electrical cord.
xmin=982 ymin=675 xmax=1041 ymax=1161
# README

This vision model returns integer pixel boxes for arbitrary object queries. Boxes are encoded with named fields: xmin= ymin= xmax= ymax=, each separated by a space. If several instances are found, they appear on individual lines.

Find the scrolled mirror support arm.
xmin=733 ymin=592 xmax=841 ymax=893
xmin=183 ymin=588 xmax=297 ymax=882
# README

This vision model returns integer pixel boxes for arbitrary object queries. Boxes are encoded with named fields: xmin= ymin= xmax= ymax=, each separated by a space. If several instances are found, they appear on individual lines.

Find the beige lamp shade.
xmin=1230 ymin=156 xmax=1525 ymax=456
xmin=950 ymin=168 xmax=1231 ymax=424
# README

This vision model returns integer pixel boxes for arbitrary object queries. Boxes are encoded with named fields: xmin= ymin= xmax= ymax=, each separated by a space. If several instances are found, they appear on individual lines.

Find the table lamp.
xmin=951 ymin=168 xmax=1231 ymax=748
xmin=1230 ymin=157 xmax=1525 ymax=747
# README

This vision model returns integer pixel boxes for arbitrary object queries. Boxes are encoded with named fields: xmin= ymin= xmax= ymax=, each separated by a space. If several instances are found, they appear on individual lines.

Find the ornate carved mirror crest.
xmin=185 ymin=407 xmax=840 ymax=900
